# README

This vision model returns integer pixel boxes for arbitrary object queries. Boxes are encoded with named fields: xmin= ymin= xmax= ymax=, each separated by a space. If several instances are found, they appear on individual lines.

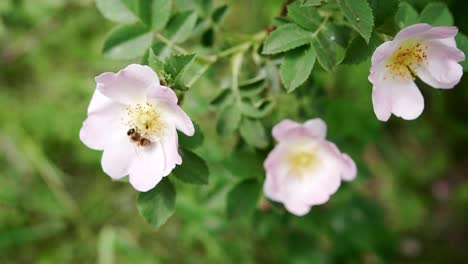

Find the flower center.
xmin=385 ymin=39 xmax=428 ymax=81
xmin=288 ymin=150 xmax=318 ymax=176
xmin=126 ymin=102 xmax=166 ymax=140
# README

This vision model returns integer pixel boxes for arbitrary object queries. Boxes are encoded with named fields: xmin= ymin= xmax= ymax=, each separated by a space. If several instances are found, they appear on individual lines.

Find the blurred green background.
xmin=1 ymin=0 xmax=468 ymax=263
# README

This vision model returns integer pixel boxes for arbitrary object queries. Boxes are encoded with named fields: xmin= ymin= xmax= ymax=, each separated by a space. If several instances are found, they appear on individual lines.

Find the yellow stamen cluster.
xmin=126 ymin=102 xmax=166 ymax=138
xmin=288 ymin=150 xmax=318 ymax=176
xmin=385 ymin=40 xmax=428 ymax=81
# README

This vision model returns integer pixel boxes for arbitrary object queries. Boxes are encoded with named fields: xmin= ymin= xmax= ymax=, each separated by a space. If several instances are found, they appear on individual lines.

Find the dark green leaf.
xmin=210 ymin=89 xmax=234 ymax=107
xmin=262 ymin=24 xmax=312 ymax=55
xmin=137 ymin=178 xmax=176 ymax=229
xmin=226 ymin=179 xmax=261 ymax=219
xmin=239 ymin=75 xmax=266 ymax=97
xmin=102 ymin=23 xmax=152 ymax=60
xmin=280 ymin=45 xmax=316 ymax=92
xmin=172 ymin=148 xmax=209 ymax=185
xmin=239 ymin=118 xmax=269 ymax=149
xmin=216 ymin=105 xmax=242 ymax=136
xmin=201 ymin=28 xmax=214 ymax=46
xmin=179 ymin=122 xmax=204 ymax=149
xmin=394 ymin=2 xmax=419 ymax=29
xmin=312 ymin=27 xmax=341 ymax=71
xmin=287 ymin=1 xmax=321 ymax=31
xmin=456 ymin=33 xmax=468 ymax=71
xmin=342 ymin=33 xmax=382 ymax=64
xmin=336 ymin=0 xmax=374 ymax=42
xmin=368 ymin=0 xmax=398 ymax=27
xmin=301 ymin=0 xmax=327 ymax=6
xmin=151 ymin=0 xmax=173 ymax=31
xmin=166 ymin=11 xmax=198 ymax=43
xmin=148 ymin=49 xmax=166 ymax=78
xmin=212 ymin=4 xmax=228 ymax=24
xmin=419 ymin=2 xmax=454 ymax=26
xmin=164 ymin=54 xmax=196 ymax=90
xmin=96 ymin=0 xmax=138 ymax=23
xmin=239 ymin=98 xmax=275 ymax=118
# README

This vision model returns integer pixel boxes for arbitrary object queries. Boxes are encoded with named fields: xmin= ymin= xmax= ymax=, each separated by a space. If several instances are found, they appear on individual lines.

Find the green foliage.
xmin=301 ymin=0 xmax=328 ymax=6
xmin=419 ymin=2 xmax=454 ymax=26
xmin=102 ymin=23 xmax=152 ymax=59
xmin=395 ymin=2 xmax=419 ymax=29
xmin=280 ymin=46 xmax=316 ymax=92
xmin=150 ymin=0 xmax=173 ymax=31
xmin=172 ymin=148 xmax=209 ymax=185
xmin=96 ymin=0 xmax=139 ymax=23
xmin=262 ymin=24 xmax=312 ymax=54
xmin=216 ymin=104 xmax=242 ymax=137
xmin=137 ymin=178 xmax=176 ymax=229
xmin=239 ymin=118 xmax=269 ymax=149
xmin=336 ymin=0 xmax=374 ymax=42
xmin=456 ymin=33 xmax=468 ymax=71
xmin=287 ymin=1 xmax=321 ymax=31
xmin=166 ymin=11 xmax=198 ymax=43
xmin=226 ymin=179 xmax=261 ymax=219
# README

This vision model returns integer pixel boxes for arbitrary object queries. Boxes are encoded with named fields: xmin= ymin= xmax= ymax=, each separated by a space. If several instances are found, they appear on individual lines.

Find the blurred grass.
xmin=1 ymin=0 xmax=468 ymax=263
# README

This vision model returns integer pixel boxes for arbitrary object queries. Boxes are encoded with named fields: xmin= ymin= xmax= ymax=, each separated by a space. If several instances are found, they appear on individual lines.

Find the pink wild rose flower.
xmin=79 ymin=64 xmax=194 ymax=192
xmin=263 ymin=118 xmax=356 ymax=216
xmin=369 ymin=23 xmax=465 ymax=121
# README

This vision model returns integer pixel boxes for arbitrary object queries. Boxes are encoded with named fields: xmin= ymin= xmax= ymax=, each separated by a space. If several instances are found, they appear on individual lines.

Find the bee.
xmin=127 ymin=128 xmax=151 ymax=147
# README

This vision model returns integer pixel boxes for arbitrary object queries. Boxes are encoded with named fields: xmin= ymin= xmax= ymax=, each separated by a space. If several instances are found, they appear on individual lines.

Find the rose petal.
xmin=284 ymin=201 xmax=311 ymax=216
xmin=87 ymin=90 xmax=116 ymax=114
xmin=272 ymin=119 xmax=301 ymax=142
xmin=160 ymin=126 xmax=182 ymax=176
xmin=129 ymin=142 xmax=165 ymax=192
xmin=394 ymin=23 xmax=432 ymax=42
xmin=162 ymin=103 xmax=194 ymax=136
xmin=80 ymin=102 xmax=124 ymax=150
xmin=303 ymin=118 xmax=327 ymax=139
xmin=372 ymin=85 xmax=392 ymax=122
xmin=95 ymin=64 xmax=159 ymax=104
xmin=416 ymin=40 xmax=464 ymax=89
xmin=147 ymin=85 xmax=178 ymax=104
xmin=101 ymin=135 xmax=136 ymax=179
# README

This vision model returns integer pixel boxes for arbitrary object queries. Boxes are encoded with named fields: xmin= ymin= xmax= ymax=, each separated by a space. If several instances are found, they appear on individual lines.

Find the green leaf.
xmin=164 ymin=54 xmax=196 ymax=90
xmin=280 ymin=45 xmax=316 ymax=92
xmin=151 ymin=0 xmax=173 ymax=31
xmin=102 ymin=23 xmax=152 ymax=60
xmin=336 ymin=0 xmax=374 ymax=42
xmin=216 ymin=105 xmax=242 ymax=136
xmin=456 ymin=33 xmax=468 ymax=71
xmin=342 ymin=33 xmax=382 ymax=64
xmin=394 ymin=2 xmax=419 ymax=29
xmin=137 ymin=178 xmax=176 ymax=229
xmin=262 ymin=24 xmax=312 ymax=55
xmin=239 ymin=76 xmax=266 ymax=97
xmin=312 ymin=27 xmax=341 ymax=71
xmin=148 ymin=49 xmax=166 ymax=78
xmin=239 ymin=118 xmax=269 ymax=149
xmin=179 ymin=122 xmax=204 ymax=149
xmin=419 ymin=2 xmax=454 ymax=27
xmin=239 ymin=98 xmax=275 ymax=118
xmin=166 ymin=11 xmax=198 ymax=43
xmin=226 ymin=179 xmax=261 ymax=219
xmin=96 ymin=0 xmax=138 ymax=23
xmin=301 ymin=0 xmax=327 ymax=6
xmin=172 ymin=148 xmax=209 ymax=185
xmin=212 ymin=4 xmax=228 ymax=24
xmin=368 ymin=0 xmax=398 ymax=27
xmin=210 ymin=89 xmax=234 ymax=107
xmin=287 ymin=1 xmax=321 ymax=31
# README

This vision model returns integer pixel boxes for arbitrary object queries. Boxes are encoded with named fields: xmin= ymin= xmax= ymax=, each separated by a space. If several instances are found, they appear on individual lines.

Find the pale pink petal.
xmin=416 ymin=40 xmax=464 ymax=89
xmin=160 ymin=127 xmax=182 ymax=176
xmin=420 ymin=26 xmax=459 ymax=40
xmin=284 ymin=201 xmax=310 ymax=216
xmin=263 ymin=174 xmax=283 ymax=203
xmin=87 ymin=90 xmax=115 ymax=114
xmin=101 ymin=135 xmax=136 ymax=179
xmin=340 ymin=153 xmax=357 ymax=181
xmin=303 ymin=118 xmax=327 ymax=139
xmin=162 ymin=103 xmax=194 ymax=136
xmin=394 ymin=23 xmax=432 ymax=42
xmin=370 ymin=41 xmax=397 ymax=70
xmin=95 ymin=64 xmax=159 ymax=104
xmin=272 ymin=119 xmax=301 ymax=142
xmin=372 ymin=85 xmax=392 ymax=122
xmin=129 ymin=143 xmax=165 ymax=192
xmin=147 ymin=85 xmax=178 ymax=104
xmin=80 ymin=103 xmax=124 ymax=150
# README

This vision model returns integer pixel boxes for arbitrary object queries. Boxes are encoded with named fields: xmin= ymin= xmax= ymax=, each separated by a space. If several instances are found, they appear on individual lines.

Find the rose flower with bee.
xmin=79 ymin=64 xmax=194 ymax=192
